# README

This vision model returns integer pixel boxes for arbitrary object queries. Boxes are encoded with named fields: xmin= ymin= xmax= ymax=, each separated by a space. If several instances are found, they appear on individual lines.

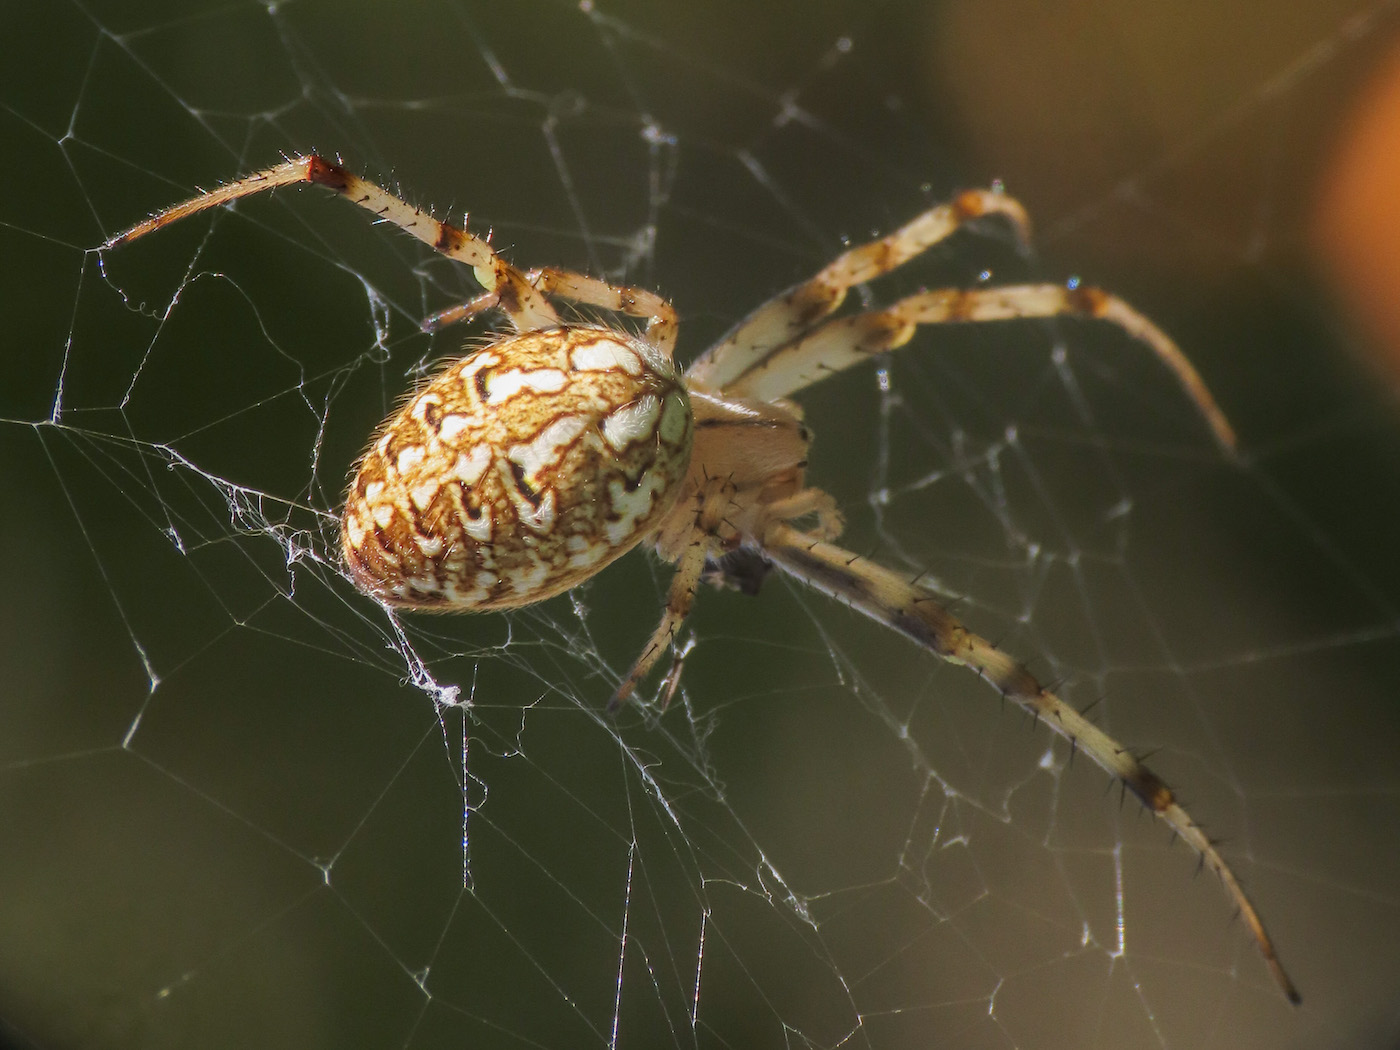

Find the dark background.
xmin=3 ymin=1 xmax=1399 ymax=1048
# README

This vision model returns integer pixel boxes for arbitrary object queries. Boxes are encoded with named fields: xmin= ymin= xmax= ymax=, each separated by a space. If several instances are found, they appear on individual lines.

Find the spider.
xmin=105 ymin=154 xmax=1296 ymax=1003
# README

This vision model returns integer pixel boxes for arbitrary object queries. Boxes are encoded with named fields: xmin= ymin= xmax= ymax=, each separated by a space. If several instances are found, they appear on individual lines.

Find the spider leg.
xmin=608 ymin=539 xmax=708 ymax=712
xmin=722 ymin=283 xmax=1236 ymax=452
xmin=687 ymin=189 xmax=1030 ymax=389
xmin=762 ymin=488 xmax=844 ymax=540
xmin=759 ymin=521 xmax=1298 ymax=1003
xmin=421 ymin=290 xmax=505 ymax=332
xmin=527 ymin=267 xmax=678 ymax=357
xmin=610 ymin=476 xmax=733 ymax=711
xmin=104 ymin=154 xmax=561 ymax=332
xmin=424 ymin=267 xmax=680 ymax=356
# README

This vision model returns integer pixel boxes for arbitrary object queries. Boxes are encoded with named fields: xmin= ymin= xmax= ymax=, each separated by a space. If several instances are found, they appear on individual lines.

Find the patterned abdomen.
xmin=342 ymin=326 xmax=693 ymax=610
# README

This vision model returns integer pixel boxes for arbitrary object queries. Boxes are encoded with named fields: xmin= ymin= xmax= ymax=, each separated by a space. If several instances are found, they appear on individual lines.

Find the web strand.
xmin=5 ymin=2 xmax=1399 ymax=1048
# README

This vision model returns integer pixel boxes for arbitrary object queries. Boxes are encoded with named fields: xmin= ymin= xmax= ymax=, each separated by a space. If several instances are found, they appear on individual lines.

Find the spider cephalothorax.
xmin=105 ymin=153 xmax=1296 ymax=1003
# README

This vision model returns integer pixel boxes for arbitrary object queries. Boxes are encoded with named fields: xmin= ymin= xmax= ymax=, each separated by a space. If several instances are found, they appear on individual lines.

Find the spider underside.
xmin=105 ymin=154 xmax=1296 ymax=1003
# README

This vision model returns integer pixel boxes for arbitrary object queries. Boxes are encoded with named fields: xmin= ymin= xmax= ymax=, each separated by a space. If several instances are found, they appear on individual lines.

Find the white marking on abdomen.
xmin=602 ymin=395 xmax=661 ymax=452
xmin=512 ymin=487 xmax=558 ymax=534
xmin=439 ymin=414 xmax=475 ymax=443
xmin=463 ymin=509 xmax=493 ymax=543
xmin=570 ymin=338 xmax=642 ymax=375
xmin=410 ymin=479 xmax=440 ymax=510
xmin=344 ymin=512 xmax=367 ymax=547
xmin=449 ymin=445 xmax=492 ymax=486
xmin=484 ymin=367 xmax=569 ymax=403
xmin=396 ymin=445 xmax=425 ymax=475
xmin=508 ymin=414 xmax=589 ymax=479
xmin=605 ymin=473 xmax=665 ymax=545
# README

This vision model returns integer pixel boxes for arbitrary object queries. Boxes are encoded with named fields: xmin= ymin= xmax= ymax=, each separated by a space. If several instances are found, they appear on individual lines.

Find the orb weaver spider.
xmin=104 ymin=153 xmax=1297 ymax=1003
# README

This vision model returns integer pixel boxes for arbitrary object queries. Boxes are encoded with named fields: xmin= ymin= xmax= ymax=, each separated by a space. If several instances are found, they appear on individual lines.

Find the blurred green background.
xmin=3 ymin=1 xmax=1400 ymax=1048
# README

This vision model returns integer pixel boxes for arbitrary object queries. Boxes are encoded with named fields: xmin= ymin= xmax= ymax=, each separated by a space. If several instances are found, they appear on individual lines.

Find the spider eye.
xmin=342 ymin=326 xmax=693 ymax=610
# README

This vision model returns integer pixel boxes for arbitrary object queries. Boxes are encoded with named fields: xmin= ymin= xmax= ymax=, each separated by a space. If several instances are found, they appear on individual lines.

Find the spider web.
xmin=3 ymin=1 xmax=1399 ymax=1047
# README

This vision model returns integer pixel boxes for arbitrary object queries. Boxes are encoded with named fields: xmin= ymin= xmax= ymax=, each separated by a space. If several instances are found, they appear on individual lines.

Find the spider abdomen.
xmin=341 ymin=326 xmax=693 ymax=611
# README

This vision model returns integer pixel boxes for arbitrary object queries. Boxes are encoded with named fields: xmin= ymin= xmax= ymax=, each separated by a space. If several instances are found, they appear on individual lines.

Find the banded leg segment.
xmin=723 ymin=283 xmax=1236 ymax=452
xmin=608 ymin=538 xmax=709 ymax=712
xmin=423 ymin=267 xmax=680 ymax=355
xmin=610 ymin=477 xmax=735 ymax=711
xmin=104 ymin=154 xmax=561 ymax=332
xmin=760 ymin=522 xmax=1298 ymax=1003
xmin=687 ymin=189 xmax=1031 ymax=389
xmin=527 ymin=267 xmax=679 ymax=356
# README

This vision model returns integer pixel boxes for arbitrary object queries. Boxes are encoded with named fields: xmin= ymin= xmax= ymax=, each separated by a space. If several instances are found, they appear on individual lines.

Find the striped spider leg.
xmin=761 ymin=523 xmax=1299 ymax=1003
xmin=105 ymin=157 xmax=1292 ymax=1001
xmin=665 ymin=194 xmax=1287 ymax=1000
xmin=688 ymin=189 xmax=1235 ymax=449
